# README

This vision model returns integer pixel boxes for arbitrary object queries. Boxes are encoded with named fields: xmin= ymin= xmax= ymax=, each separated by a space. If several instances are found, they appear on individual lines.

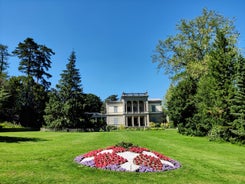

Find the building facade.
xmin=106 ymin=92 xmax=162 ymax=127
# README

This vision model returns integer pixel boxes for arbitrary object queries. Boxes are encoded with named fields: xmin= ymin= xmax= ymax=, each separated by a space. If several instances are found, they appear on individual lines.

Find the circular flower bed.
xmin=74 ymin=142 xmax=181 ymax=172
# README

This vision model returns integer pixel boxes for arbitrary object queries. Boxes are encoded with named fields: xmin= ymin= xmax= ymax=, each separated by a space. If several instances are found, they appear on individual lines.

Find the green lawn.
xmin=0 ymin=130 xmax=244 ymax=184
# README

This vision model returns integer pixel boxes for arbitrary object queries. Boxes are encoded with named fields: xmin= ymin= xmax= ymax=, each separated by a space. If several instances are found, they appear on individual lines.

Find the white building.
xmin=106 ymin=92 xmax=162 ymax=127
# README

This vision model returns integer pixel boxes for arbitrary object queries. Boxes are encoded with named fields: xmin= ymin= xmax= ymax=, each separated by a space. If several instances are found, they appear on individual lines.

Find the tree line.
xmin=0 ymin=38 xmax=105 ymax=131
xmin=153 ymin=9 xmax=245 ymax=144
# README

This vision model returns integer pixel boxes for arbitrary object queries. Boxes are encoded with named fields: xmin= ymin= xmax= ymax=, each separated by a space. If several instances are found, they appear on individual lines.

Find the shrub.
xmin=149 ymin=122 xmax=156 ymax=128
xmin=115 ymin=141 xmax=134 ymax=149
xmin=106 ymin=125 xmax=117 ymax=132
xmin=119 ymin=124 xmax=125 ymax=130
xmin=0 ymin=121 xmax=22 ymax=128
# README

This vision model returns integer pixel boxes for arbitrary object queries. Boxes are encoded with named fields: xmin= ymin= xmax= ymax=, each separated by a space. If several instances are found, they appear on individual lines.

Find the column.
xmin=146 ymin=101 xmax=149 ymax=112
xmin=131 ymin=101 xmax=133 ymax=113
xmin=125 ymin=101 xmax=127 ymax=113
xmin=146 ymin=114 xmax=149 ymax=127
xmin=137 ymin=101 xmax=139 ymax=113
xmin=132 ymin=116 xmax=134 ymax=127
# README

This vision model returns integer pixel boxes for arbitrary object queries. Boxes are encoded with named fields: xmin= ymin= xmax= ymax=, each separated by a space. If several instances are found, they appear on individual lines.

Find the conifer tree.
xmin=13 ymin=37 xmax=54 ymax=89
xmin=44 ymin=51 xmax=84 ymax=128
xmin=197 ymin=30 xmax=237 ymax=141
xmin=230 ymin=56 xmax=245 ymax=143
xmin=0 ymin=44 xmax=10 ymax=75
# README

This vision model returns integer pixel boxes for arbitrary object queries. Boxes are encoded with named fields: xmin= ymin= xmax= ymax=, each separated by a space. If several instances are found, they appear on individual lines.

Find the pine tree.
xmin=203 ymin=30 xmax=237 ymax=141
xmin=230 ymin=56 xmax=245 ymax=143
xmin=13 ymin=38 xmax=54 ymax=89
xmin=0 ymin=44 xmax=10 ymax=120
xmin=0 ymin=44 xmax=10 ymax=75
xmin=44 ymin=51 xmax=84 ymax=129
xmin=35 ymin=45 xmax=54 ymax=89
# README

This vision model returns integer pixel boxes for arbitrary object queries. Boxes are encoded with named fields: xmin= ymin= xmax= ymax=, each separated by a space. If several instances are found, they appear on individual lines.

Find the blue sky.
xmin=1 ymin=0 xmax=245 ymax=100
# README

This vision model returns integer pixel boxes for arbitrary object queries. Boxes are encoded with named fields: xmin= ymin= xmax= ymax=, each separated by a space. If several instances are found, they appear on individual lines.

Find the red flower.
xmin=129 ymin=146 xmax=149 ymax=153
xmin=152 ymin=151 xmax=171 ymax=161
xmin=133 ymin=154 xmax=163 ymax=171
xmin=83 ymin=149 xmax=103 ymax=157
xmin=94 ymin=152 xmax=128 ymax=168
xmin=112 ymin=146 xmax=126 ymax=153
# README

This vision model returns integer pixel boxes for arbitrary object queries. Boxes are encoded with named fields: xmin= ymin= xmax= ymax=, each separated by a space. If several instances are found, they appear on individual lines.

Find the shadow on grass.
xmin=0 ymin=136 xmax=47 ymax=143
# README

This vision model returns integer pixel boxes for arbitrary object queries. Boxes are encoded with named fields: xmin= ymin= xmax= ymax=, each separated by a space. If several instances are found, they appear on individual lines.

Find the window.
xmin=140 ymin=116 xmax=145 ymax=126
xmin=127 ymin=117 xmax=132 ymax=126
xmin=133 ymin=101 xmax=138 ymax=112
xmin=127 ymin=101 xmax=132 ymax=112
xmin=152 ymin=105 xmax=156 ymax=112
xmin=114 ymin=118 xmax=118 ymax=125
xmin=139 ymin=101 xmax=144 ymax=112
xmin=114 ymin=106 xmax=118 ymax=113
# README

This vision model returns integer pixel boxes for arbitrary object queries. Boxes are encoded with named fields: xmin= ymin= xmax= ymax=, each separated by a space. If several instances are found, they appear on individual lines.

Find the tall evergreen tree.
xmin=44 ymin=51 xmax=84 ymax=128
xmin=11 ymin=38 xmax=54 ymax=127
xmin=13 ymin=38 xmax=39 ymax=77
xmin=12 ymin=38 xmax=54 ymax=89
xmin=35 ymin=45 xmax=54 ymax=88
xmin=195 ymin=30 xmax=237 ymax=141
xmin=0 ymin=44 xmax=10 ymax=75
xmin=230 ymin=55 xmax=245 ymax=143
xmin=0 ymin=44 xmax=10 ymax=120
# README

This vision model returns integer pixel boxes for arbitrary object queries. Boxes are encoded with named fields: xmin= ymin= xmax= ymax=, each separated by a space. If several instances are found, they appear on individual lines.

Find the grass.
xmin=0 ymin=130 xmax=244 ymax=184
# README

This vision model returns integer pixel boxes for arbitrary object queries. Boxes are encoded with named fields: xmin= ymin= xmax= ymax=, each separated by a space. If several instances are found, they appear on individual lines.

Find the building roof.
xmin=121 ymin=92 xmax=148 ymax=97
xmin=149 ymin=98 xmax=162 ymax=102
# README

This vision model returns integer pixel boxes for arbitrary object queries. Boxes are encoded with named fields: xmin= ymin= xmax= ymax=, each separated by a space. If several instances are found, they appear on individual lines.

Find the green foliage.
xmin=115 ymin=141 xmax=134 ymax=148
xmin=230 ymin=55 xmax=245 ymax=143
xmin=0 ymin=88 xmax=10 ymax=108
xmin=155 ymin=9 xmax=244 ymax=143
xmin=12 ymin=38 xmax=54 ymax=89
xmin=152 ymin=8 xmax=237 ymax=81
xmin=0 ymin=121 xmax=22 ymax=128
xmin=44 ymin=89 xmax=65 ymax=129
xmin=149 ymin=122 xmax=156 ymax=128
xmin=1 ymin=76 xmax=47 ymax=128
xmin=106 ymin=125 xmax=118 ymax=131
xmin=0 ymin=44 xmax=10 ymax=75
xmin=119 ymin=124 xmax=125 ymax=130
xmin=44 ymin=51 xmax=84 ymax=129
xmin=83 ymin=93 xmax=103 ymax=113
xmin=105 ymin=94 xmax=118 ymax=101
xmin=167 ymin=77 xmax=197 ymax=134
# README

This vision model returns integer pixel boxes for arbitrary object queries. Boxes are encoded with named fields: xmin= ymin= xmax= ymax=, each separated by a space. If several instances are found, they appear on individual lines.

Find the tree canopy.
xmin=152 ymin=8 xmax=238 ymax=81
xmin=155 ymin=9 xmax=244 ymax=144
xmin=13 ymin=38 xmax=55 ymax=89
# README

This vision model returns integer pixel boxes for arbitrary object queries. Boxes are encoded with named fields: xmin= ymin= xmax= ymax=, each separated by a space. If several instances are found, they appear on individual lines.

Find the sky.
xmin=1 ymin=0 xmax=245 ymax=100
